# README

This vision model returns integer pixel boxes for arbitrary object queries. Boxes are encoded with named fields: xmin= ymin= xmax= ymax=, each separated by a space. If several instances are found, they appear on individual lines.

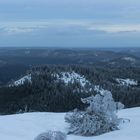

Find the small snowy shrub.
xmin=65 ymin=91 xmax=124 ymax=136
xmin=34 ymin=131 xmax=67 ymax=140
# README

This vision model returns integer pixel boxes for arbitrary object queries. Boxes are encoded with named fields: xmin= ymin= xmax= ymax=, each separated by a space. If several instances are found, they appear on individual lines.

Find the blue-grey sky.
xmin=0 ymin=0 xmax=140 ymax=47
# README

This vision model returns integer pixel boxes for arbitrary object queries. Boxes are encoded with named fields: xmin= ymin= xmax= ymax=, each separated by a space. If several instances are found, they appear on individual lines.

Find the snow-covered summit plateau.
xmin=0 ymin=107 xmax=139 ymax=140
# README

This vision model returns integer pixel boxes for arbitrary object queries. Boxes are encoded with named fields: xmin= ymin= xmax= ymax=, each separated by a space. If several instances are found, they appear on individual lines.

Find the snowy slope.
xmin=11 ymin=71 xmax=111 ymax=95
xmin=0 ymin=107 xmax=140 ymax=140
xmin=55 ymin=71 xmax=111 ymax=94
xmin=122 ymin=57 xmax=136 ymax=62
xmin=55 ymin=71 xmax=91 ymax=87
xmin=94 ymin=85 xmax=111 ymax=95
xmin=10 ymin=71 xmax=108 ymax=92
xmin=116 ymin=78 xmax=138 ymax=86
xmin=10 ymin=74 xmax=31 ymax=86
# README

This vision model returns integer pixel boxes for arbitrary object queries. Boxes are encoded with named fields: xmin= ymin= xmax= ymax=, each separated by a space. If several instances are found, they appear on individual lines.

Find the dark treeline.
xmin=0 ymin=65 xmax=140 ymax=115
xmin=0 ymin=64 xmax=27 ymax=86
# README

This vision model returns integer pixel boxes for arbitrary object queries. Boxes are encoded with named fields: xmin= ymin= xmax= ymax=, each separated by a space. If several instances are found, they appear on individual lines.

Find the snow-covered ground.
xmin=11 ymin=71 xmax=112 ymax=95
xmin=116 ymin=78 xmax=138 ymax=86
xmin=55 ymin=71 xmax=113 ymax=95
xmin=10 ymin=74 xmax=31 ymax=86
xmin=94 ymin=85 xmax=111 ymax=95
xmin=0 ymin=107 xmax=139 ymax=140
xmin=12 ymin=72 xmax=90 ymax=87
xmin=122 ymin=57 xmax=136 ymax=62
xmin=55 ymin=71 xmax=91 ymax=87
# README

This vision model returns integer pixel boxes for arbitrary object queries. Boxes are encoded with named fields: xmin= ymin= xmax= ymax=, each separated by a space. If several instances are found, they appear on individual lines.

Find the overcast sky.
xmin=0 ymin=0 xmax=140 ymax=47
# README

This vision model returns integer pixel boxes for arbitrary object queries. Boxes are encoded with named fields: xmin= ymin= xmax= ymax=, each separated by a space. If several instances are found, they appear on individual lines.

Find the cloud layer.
xmin=1 ymin=21 xmax=140 ymax=34
xmin=0 ymin=0 xmax=140 ymax=47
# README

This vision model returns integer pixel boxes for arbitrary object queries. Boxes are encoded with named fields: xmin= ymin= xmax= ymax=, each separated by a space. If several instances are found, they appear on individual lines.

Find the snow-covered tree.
xmin=65 ymin=91 xmax=124 ymax=136
xmin=34 ymin=131 xmax=67 ymax=140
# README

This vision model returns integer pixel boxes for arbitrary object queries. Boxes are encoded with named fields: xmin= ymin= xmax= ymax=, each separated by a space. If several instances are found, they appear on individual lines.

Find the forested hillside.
xmin=0 ymin=65 xmax=139 ymax=115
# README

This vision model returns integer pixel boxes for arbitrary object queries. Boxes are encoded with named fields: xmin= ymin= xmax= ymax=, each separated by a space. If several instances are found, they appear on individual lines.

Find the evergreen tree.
xmin=65 ymin=91 xmax=124 ymax=136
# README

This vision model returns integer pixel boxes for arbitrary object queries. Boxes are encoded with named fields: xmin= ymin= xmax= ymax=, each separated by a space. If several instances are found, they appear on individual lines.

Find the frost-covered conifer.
xmin=65 ymin=91 xmax=124 ymax=136
xmin=34 ymin=131 xmax=66 ymax=140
